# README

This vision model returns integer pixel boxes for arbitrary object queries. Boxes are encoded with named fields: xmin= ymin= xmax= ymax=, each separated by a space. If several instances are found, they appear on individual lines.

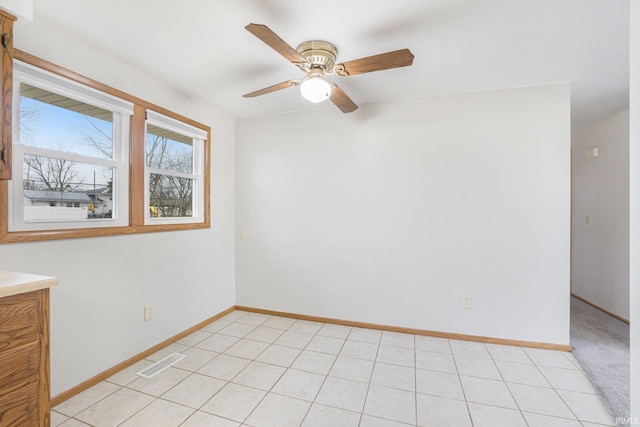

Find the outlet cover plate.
xmin=144 ymin=305 xmax=153 ymax=321
xmin=462 ymin=296 xmax=473 ymax=309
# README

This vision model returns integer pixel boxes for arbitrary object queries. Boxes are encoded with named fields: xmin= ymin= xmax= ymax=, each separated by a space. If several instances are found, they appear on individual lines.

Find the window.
xmin=10 ymin=61 xmax=131 ymax=231
xmin=145 ymin=111 xmax=206 ymax=224
xmin=0 ymin=52 xmax=210 ymax=243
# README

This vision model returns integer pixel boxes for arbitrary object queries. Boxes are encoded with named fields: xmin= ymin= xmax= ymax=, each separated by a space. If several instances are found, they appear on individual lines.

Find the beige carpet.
xmin=570 ymin=296 xmax=630 ymax=420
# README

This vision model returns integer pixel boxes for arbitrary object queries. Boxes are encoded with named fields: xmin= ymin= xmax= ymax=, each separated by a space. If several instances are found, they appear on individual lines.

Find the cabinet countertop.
xmin=0 ymin=270 xmax=58 ymax=298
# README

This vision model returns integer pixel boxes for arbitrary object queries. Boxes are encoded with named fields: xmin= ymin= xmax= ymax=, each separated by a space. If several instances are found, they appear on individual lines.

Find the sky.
xmin=20 ymin=93 xmax=195 ymax=191
xmin=20 ymin=95 xmax=114 ymax=189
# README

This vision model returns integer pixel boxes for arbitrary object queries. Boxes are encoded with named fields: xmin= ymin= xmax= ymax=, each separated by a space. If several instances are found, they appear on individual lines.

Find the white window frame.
xmin=144 ymin=110 xmax=206 ymax=225
xmin=9 ymin=61 xmax=132 ymax=231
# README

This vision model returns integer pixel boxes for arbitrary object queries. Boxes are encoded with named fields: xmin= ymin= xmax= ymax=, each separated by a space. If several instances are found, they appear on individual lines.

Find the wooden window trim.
xmin=0 ymin=50 xmax=211 ymax=244
xmin=0 ymin=10 xmax=15 ymax=180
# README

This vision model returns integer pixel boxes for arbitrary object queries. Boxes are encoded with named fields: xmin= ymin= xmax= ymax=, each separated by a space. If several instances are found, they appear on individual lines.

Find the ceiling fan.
xmin=242 ymin=23 xmax=415 ymax=113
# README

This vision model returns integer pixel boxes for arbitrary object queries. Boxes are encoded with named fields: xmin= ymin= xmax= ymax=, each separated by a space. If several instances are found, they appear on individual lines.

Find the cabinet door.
xmin=0 ymin=292 xmax=40 ymax=351
xmin=0 ymin=382 xmax=39 ymax=427
xmin=0 ymin=341 xmax=40 ymax=394
xmin=0 ymin=289 xmax=48 ymax=427
xmin=0 ymin=11 xmax=13 ymax=180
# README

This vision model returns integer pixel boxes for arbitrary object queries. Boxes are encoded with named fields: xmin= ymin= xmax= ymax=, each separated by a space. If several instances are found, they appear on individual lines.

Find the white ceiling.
xmin=20 ymin=0 xmax=629 ymax=130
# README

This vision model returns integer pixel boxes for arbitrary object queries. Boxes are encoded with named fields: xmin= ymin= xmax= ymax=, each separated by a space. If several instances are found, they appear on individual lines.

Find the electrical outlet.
xmin=240 ymin=228 xmax=247 ymax=240
xmin=144 ymin=305 xmax=153 ymax=321
xmin=462 ymin=295 xmax=473 ymax=309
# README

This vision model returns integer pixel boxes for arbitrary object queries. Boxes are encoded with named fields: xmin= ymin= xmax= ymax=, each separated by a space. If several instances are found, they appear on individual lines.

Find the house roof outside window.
xmin=23 ymin=190 xmax=93 ymax=204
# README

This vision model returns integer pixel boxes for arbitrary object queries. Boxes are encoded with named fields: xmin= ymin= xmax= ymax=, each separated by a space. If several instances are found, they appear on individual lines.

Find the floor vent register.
xmin=136 ymin=353 xmax=186 ymax=379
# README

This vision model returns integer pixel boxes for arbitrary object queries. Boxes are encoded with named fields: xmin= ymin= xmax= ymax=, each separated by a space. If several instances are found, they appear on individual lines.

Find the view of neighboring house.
xmin=22 ymin=187 xmax=112 ymax=220
xmin=85 ymin=187 xmax=113 ymax=217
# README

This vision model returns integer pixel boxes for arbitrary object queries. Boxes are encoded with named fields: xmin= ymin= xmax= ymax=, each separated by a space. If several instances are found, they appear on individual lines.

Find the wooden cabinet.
xmin=0 ymin=9 xmax=14 ymax=180
xmin=0 ymin=272 xmax=56 ymax=427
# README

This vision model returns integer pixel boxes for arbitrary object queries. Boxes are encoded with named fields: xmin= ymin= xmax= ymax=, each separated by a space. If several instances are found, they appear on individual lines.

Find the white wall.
xmin=0 ymin=21 xmax=236 ymax=395
xmin=0 ymin=0 xmax=33 ymax=20
xmin=236 ymin=84 xmax=571 ymax=345
xmin=571 ymin=110 xmax=630 ymax=320
xmin=630 ymin=0 xmax=639 ymax=419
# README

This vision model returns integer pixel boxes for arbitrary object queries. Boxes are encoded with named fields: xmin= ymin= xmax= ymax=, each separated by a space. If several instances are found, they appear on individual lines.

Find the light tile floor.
xmin=52 ymin=310 xmax=615 ymax=427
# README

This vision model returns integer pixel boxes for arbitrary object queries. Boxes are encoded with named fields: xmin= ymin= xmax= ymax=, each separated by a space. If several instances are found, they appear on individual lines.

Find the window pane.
xmin=149 ymin=173 xmax=193 ymax=218
xmin=146 ymin=124 xmax=193 ymax=173
xmin=23 ymin=155 xmax=114 ymax=221
xmin=20 ymin=83 xmax=114 ymax=159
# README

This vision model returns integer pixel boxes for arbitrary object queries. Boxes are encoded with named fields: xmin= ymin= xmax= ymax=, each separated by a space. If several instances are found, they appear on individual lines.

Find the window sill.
xmin=0 ymin=221 xmax=210 ymax=244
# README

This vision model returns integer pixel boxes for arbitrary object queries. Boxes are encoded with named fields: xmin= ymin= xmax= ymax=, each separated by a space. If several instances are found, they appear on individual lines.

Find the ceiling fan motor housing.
xmin=296 ymin=40 xmax=338 ymax=73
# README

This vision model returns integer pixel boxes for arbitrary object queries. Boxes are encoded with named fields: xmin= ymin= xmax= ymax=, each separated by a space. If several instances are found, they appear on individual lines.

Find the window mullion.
xmin=130 ymin=105 xmax=146 ymax=227
xmin=146 ymin=167 xmax=197 ymax=180
xmin=21 ymin=146 xmax=120 ymax=168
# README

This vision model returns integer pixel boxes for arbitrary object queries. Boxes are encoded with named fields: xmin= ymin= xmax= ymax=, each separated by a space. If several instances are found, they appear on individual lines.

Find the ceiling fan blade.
xmin=335 ymin=49 xmax=415 ymax=76
xmin=243 ymin=80 xmax=300 ymax=98
xmin=245 ymin=23 xmax=307 ymax=64
xmin=330 ymin=84 xmax=358 ymax=113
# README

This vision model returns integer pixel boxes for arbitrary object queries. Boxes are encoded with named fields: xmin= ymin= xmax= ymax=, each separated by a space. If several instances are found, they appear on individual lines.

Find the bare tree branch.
xmin=147 ymin=135 xmax=194 ymax=217
xmin=24 ymin=155 xmax=82 ymax=191
xmin=19 ymin=98 xmax=45 ymax=143
xmin=75 ymin=116 xmax=113 ymax=158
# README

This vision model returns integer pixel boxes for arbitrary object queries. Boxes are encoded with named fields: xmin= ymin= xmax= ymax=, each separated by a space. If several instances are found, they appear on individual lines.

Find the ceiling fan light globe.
xmin=300 ymin=77 xmax=332 ymax=103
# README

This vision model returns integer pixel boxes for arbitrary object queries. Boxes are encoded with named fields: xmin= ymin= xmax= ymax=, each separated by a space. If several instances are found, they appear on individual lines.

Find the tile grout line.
xmin=224 ymin=311 xmax=282 ymax=426
xmin=526 ymin=348 xmax=585 ymax=424
xmin=449 ymin=338 xmax=475 ymax=427
xmin=230 ymin=314 xmax=340 ymax=426
xmin=298 ymin=321 xmax=350 ymax=427
xmin=357 ymin=328 xmax=382 ymax=427
xmin=65 ymin=313 xmax=243 ymax=427
xmin=56 ymin=310 xmax=608 ymax=427
xmin=57 ymin=383 xmax=127 ymax=427
xmin=487 ymin=342 xmax=532 ymax=426
xmin=168 ymin=311 xmax=264 ymax=426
